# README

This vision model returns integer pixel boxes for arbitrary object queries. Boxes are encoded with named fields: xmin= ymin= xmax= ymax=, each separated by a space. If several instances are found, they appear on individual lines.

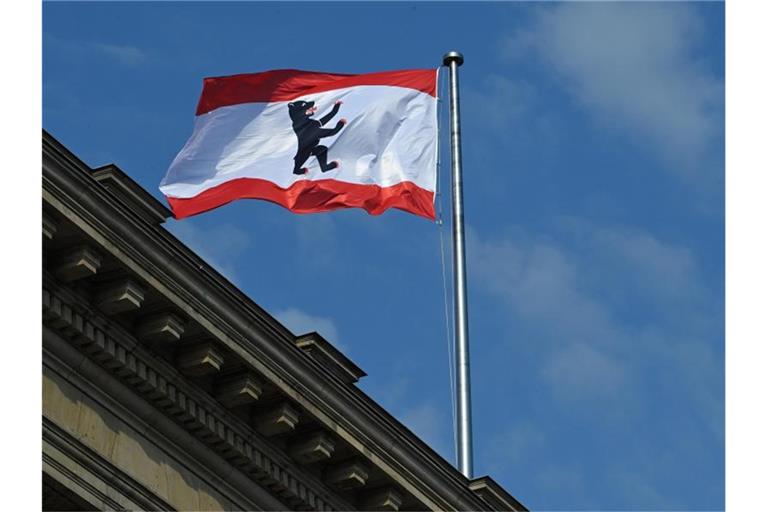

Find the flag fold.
xmin=160 ymin=68 xmax=439 ymax=220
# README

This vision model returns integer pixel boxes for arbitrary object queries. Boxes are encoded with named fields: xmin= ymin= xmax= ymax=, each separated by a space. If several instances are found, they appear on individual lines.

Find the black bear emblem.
xmin=288 ymin=99 xmax=347 ymax=175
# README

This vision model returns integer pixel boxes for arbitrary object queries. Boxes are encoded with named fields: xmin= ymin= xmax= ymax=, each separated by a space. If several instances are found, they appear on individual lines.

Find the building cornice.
xmin=42 ymin=130 xmax=522 ymax=511
xmin=296 ymin=332 xmax=367 ymax=384
xmin=43 ymin=279 xmax=353 ymax=511
xmin=91 ymin=163 xmax=172 ymax=225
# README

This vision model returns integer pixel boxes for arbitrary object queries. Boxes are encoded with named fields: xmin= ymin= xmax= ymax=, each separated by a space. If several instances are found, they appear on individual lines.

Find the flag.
xmin=160 ymin=68 xmax=439 ymax=220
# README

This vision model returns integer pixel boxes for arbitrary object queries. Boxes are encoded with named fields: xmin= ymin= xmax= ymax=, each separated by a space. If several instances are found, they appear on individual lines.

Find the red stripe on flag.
xmin=166 ymin=178 xmax=436 ymax=220
xmin=196 ymin=69 xmax=437 ymax=115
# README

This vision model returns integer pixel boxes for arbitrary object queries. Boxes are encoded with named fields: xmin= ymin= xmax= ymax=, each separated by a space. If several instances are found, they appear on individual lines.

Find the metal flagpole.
xmin=442 ymin=50 xmax=473 ymax=478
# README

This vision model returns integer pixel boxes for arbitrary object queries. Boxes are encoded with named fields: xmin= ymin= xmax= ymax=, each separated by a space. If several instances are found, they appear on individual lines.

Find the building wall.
xmin=44 ymin=326 xmax=277 ymax=511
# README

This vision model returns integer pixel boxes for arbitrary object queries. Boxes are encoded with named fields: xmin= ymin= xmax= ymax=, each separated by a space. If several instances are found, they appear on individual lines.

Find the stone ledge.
xmin=91 ymin=164 xmax=172 ymax=226
xmin=178 ymin=343 xmax=224 ymax=377
xmin=289 ymin=432 xmax=335 ymax=465
xmin=296 ymin=332 xmax=366 ymax=384
xmin=42 ymin=286 xmax=343 ymax=512
xmin=43 ymin=212 xmax=58 ymax=240
xmin=362 ymin=487 xmax=403 ymax=511
xmin=254 ymin=402 xmax=300 ymax=437
xmin=215 ymin=372 xmax=262 ymax=408
xmin=469 ymin=476 xmax=528 ymax=512
xmin=54 ymin=246 xmax=102 ymax=283
xmin=326 ymin=459 xmax=370 ymax=490
xmin=136 ymin=313 xmax=185 ymax=344
xmin=96 ymin=280 xmax=145 ymax=315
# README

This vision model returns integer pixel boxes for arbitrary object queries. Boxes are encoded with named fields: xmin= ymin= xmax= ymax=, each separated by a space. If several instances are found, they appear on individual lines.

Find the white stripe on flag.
xmin=161 ymin=84 xmax=437 ymax=199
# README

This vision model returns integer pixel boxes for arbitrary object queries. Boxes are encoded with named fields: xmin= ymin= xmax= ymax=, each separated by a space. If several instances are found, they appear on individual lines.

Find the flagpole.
xmin=443 ymin=50 xmax=473 ymax=479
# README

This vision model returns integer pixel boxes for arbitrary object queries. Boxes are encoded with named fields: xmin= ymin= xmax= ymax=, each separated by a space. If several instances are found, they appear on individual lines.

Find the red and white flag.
xmin=160 ymin=68 xmax=439 ymax=220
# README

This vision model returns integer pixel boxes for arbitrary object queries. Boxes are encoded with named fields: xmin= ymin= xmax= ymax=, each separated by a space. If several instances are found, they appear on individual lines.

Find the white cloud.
xmin=503 ymin=3 xmax=723 ymax=179
xmin=534 ymin=464 xmax=591 ymax=508
xmin=399 ymin=403 xmax=452 ymax=461
xmin=468 ymin=226 xmax=619 ymax=348
xmin=273 ymin=307 xmax=344 ymax=352
xmin=590 ymin=225 xmax=709 ymax=307
xmin=557 ymin=217 xmax=713 ymax=311
xmin=463 ymin=74 xmax=536 ymax=133
xmin=541 ymin=342 xmax=627 ymax=403
xmin=467 ymin=219 xmax=721 ymax=412
xmin=165 ymin=220 xmax=251 ymax=284
xmin=291 ymin=214 xmax=338 ymax=268
xmin=92 ymin=42 xmax=145 ymax=66
xmin=485 ymin=421 xmax=546 ymax=468
xmin=45 ymin=33 xmax=146 ymax=67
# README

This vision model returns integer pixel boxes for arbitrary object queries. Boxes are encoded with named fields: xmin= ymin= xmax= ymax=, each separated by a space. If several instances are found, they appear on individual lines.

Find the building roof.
xmin=42 ymin=130 xmax=526 ymax=511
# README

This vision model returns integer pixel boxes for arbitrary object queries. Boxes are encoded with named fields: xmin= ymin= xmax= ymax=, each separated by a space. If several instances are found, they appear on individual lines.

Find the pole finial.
xmin=442 ymin=51 xmax=464 ymax=67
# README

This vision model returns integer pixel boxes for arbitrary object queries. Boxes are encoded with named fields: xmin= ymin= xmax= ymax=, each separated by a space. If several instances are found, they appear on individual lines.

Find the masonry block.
xmin=289 ymin=432 xmax=335 ymax=464
xmin=136 ymin=313 xmax=185 ymax=343
xmin=254 ymin=402 xmax=300 ymax=437
xmin=215 ymin=372 xmax=262 ymax=408
xmin=97 ymin=280 xmax=145 ymax=314
xmin=362 ymin=488 xmax=403 ymax=511
xmin=326 ymin=460 xmax=369 ymax=490
xmin=54 ymin=246 xmax=101 ymax=282
xmin=177 ymin=343 xmax=224 ymax=377
xmin=43 ymin=213 xmax=57 ymax=240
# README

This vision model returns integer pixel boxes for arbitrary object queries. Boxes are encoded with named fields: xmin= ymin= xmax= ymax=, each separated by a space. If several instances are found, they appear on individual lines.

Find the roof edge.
xmin=91 ymin=164 xmax=172 ymax=225
xmin=42 ymin=130 xmax=525 ymax=511
xmin=295 ymin=332 xmax=367 ymax=384
xmin=43 ymin=130 xmax=172 ymax=225
xmin=469 ymin=476 xmax=528 ymax=512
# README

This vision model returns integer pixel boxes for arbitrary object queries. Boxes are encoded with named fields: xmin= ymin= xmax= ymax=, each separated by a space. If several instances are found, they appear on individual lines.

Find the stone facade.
xmin=42 ymin=130 xmax=526 ymax=512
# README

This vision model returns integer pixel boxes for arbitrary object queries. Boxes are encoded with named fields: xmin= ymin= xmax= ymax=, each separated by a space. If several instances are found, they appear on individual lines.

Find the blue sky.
xmin=43 ymin=2 xmax=724 ymax=510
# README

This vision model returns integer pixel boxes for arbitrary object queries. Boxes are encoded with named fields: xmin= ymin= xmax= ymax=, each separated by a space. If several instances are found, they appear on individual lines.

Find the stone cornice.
xmin=44 ymin=325 xmax=287 ymax=511
xmin=43 ymin=280 xmax=353 ymax=511
xmin=469 ymin=478 xmax=528 ymax=512
xmin=296 ymin=332 xmax=367 ymax=384
xmin=42 ymin=130 xmax=510 ymax=511
xmin=44 ymin=418 xmax=175 ymax=512
xmin=91 ymin=163 xmax=172 ymax=225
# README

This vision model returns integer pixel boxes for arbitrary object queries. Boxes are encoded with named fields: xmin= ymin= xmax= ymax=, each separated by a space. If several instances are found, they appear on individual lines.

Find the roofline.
xmin=42 ymin=130 xmax=524 ymax=511
xmin=295 ymin=331 xmax=367 ymax=383
xmin=91 ymin=163 xmax=172 ymax=223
